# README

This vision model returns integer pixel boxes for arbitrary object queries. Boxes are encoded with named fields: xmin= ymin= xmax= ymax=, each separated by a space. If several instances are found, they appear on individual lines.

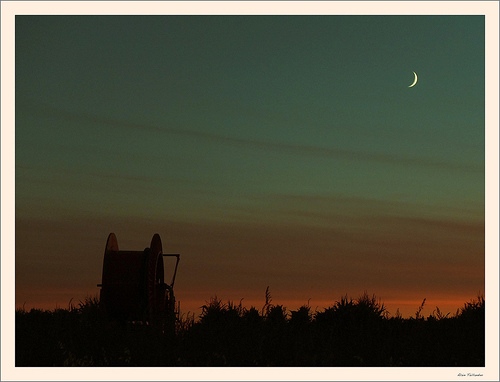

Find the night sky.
xmin=15 ymin=15 xmax=485 ymax=318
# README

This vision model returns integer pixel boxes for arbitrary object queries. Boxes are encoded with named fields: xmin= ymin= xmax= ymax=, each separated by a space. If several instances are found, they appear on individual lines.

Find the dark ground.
xmin=15 ymin=293 xmax=485 ymax=366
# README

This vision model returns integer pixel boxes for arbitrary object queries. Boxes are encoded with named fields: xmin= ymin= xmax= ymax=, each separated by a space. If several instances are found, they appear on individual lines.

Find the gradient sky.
xmin=15 ymin=15 xmax=485 ymax=318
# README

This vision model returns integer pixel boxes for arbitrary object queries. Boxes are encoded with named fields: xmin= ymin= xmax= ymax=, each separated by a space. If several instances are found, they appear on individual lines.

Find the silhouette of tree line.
xmin=15 ymin=291 xmax=485 ymax=366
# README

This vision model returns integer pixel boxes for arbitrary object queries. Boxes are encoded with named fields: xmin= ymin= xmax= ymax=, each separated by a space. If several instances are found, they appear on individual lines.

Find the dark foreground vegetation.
xmin=16 ymin=291 xmax=484 ymax=366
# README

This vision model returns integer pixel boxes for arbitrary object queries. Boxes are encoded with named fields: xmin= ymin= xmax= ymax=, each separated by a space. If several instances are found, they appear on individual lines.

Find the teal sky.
xmin=15 ymin=15 xmax=484 ymax=316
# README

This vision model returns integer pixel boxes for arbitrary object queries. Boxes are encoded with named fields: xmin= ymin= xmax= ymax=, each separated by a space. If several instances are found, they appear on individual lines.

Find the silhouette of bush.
xmin=311 ymin=293 xmax=389 ymax=365
xmin=453 ymin=295 xmax=485 ymax=366
xmin=243 ymin=306 xmax=263 ymax=325
xmin=265 ymin=304 xmax=288 ymax=325
xmin=287 ymin=305 xmax=315 ymax=364
xmin=290 ymin=305 xmax=311 ymax=326
xmin=414 ymin=298 xmax=426 ymax=320
xmin=458 ymin=295 xmax=485 ymax=321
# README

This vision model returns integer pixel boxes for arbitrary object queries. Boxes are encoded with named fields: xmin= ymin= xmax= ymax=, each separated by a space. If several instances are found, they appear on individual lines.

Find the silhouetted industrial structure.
xmin=98 ymin=233 xmax=179 ymax=333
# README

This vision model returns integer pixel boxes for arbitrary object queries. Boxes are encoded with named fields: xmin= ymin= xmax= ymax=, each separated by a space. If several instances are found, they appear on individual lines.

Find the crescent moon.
xmin=409 ymin=71 xmax=418 ymax=88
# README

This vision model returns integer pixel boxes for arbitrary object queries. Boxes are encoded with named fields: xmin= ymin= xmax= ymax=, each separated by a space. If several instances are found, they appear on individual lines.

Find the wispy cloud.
xmin=16 ymin=163 xmax=154 ymax=183
xmin=249 ymin=192 xmax=484 ymax=224
xmin=21 ymin=101 xmax=483 ymax=174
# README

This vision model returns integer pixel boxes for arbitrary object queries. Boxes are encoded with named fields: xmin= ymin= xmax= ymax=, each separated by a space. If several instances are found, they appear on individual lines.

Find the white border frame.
xmin=2 ymin=2 xmax=498 ymax=381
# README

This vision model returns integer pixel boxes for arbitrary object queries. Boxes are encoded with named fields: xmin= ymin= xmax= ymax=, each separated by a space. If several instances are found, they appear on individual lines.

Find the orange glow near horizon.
xmin=15 ymin=212 xmax=484 ymax=321
xmin=15 ymin=285 xmax=483 ymax=321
